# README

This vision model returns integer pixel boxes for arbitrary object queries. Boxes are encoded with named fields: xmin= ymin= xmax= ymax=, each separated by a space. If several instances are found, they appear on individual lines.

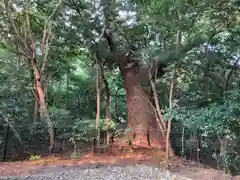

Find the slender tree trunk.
xmin=105 ymin=85 xmax=110 ymax=145
xmin=96 ymin=84 xmax=100 ymax=131
xmin=100 ymin=62 xmax=111 ymax=144
xmin=114 ymin=90 xmax=118 ymax=120
xmin=31 ymin=70 xmax=40 ymax=122
xmin=33 ymin=77 xmax=39 ymax=122
xmin=164 ymin=8 xmax=181 ymax=165
xmin=165 ymin=63 xmax=176 ymax=169
xmin=148 ymin=63 xmax=175 ymax=156
xmin=66 ymin=65 xmax=69 ymax=109
xmin=3 ymin=123 xmax=10 ymax=162
xmin=105 ymin=86 xmax=110 ymax=127
xmin=196 ymin=137 xmax=200 ymax=165
xmin=33 ymin=99 xmax=39 ymax=121
xmin=165 ymin=120 xmax=172 ymax=169
xmin=149 ymin=64 xmax=166 ymax=134
xmin=181 ymin=125 xmax=185 ymax=158
xmin=96 ymin=59 xmax=101 ymax=153
xmin=32 ymin=61 xmax=54 ymax=153
xmin=148 ymin=65 xmax=166 ymax=141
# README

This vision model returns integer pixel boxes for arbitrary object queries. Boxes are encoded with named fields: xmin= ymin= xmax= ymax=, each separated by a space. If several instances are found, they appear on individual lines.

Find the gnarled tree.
xmin=63 ymin=0 xmax=212 ymax=149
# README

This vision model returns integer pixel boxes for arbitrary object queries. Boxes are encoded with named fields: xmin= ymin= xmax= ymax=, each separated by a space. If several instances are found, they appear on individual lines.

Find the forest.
xmin=0 ymin=0 xmax=239 ymax=179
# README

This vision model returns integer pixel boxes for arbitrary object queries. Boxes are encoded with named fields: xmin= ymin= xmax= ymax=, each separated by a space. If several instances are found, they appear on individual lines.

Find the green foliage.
xmin=29 ymin=155 xmax=41 ymax=161
xmin=0 ymin=0 xmax=239 ymax=174
xmin=214 ymin=150 xmax=240 ymax=172
xmin=99 ymin=118 xmax=117 ymax=130
xmin=170 ymin=89 xmax=240 ymax=172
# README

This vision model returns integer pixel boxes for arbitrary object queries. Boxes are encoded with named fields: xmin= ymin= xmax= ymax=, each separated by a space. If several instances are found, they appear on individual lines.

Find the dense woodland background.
xmin=0 ymin=0 xmax=239 ymax=175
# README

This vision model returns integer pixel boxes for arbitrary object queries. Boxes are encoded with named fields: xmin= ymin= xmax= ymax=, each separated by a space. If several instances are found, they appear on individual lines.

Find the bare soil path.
xmin=0 ymin=148 xmax=238 ymax=180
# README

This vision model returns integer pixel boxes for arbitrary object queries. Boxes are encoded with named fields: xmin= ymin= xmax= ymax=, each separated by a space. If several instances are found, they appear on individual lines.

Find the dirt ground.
xmin=0 ymin=147 xmax=239 ymax=180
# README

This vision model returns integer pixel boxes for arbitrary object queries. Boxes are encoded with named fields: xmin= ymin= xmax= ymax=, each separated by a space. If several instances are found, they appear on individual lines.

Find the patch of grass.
xmin=29 ymin=154 xmax=41 ymax=160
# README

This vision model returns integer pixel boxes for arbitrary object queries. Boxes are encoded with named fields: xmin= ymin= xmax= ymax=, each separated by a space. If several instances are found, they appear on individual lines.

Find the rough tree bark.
xmin=119 ymin=59 xmax=165 ymax=149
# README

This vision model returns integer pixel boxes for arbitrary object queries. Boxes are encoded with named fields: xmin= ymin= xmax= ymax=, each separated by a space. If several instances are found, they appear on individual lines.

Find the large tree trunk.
xmin=120 ymin=64 xmax=165 ymax=149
